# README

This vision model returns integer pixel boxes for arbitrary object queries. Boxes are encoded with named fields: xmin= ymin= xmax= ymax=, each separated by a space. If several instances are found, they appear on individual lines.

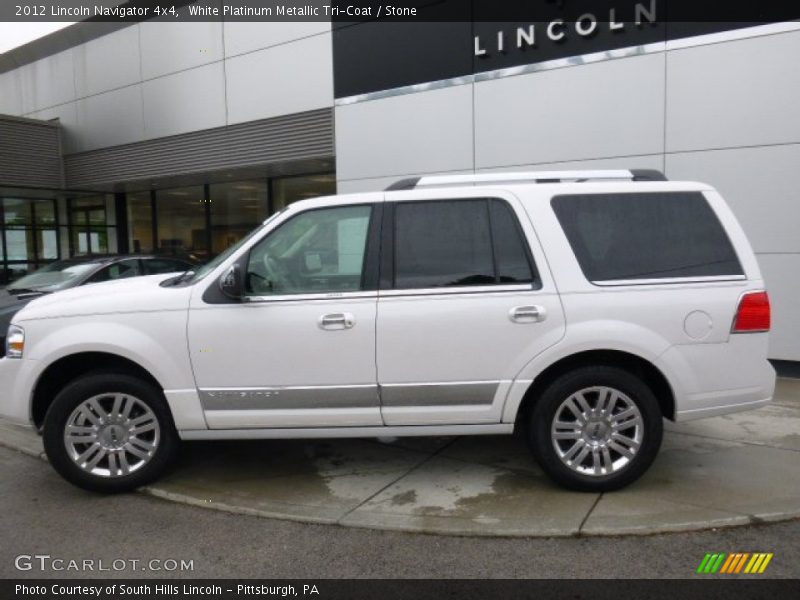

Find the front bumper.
xmin=0 ymin=357 xmax=37 ymax=426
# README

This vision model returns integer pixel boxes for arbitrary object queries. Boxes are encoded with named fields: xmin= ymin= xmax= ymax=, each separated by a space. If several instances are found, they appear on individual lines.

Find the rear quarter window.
xmin=551 ymin=192 xmax=744 ymax=283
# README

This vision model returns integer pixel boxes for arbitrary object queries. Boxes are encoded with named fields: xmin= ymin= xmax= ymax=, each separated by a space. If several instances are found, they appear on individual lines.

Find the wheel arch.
xmin=513 ymin=349 xmax=676 ymax=433
xmin=31 ymin=352 xmax=164 ymax=430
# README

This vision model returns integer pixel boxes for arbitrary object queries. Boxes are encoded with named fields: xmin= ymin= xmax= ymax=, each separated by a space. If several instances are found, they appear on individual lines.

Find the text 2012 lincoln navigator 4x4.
xmin=0 ymin=170 xmax=776 ymax=493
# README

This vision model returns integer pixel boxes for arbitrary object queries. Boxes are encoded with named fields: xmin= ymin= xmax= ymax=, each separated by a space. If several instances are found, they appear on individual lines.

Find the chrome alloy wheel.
xmin=550 ymin=386 xmax=643 ymax=477
xmin=63 ymin=393 xmax=160 ymax=478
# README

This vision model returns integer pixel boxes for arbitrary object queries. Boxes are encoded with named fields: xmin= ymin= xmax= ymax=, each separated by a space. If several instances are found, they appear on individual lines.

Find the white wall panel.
xmin=73 ymin=85 xmax=144 ymax=151
xmin=335 ymin=85 xmax=474 ymax=181
xmin=143 ymin=63 xmax=226 ymax=139
xmin=474 ymin=53 xmax=665 ymax=169
xmin=18 ymin=49 xmax=76 ymax=113
xmin=476 ymin=154 xmax=663 ymax=173
xmin=140 ymin=22 xmax=224 ymax=80
xmin=225 ymin=34 xmax=333 ymax=125
xmin=74 ymin=26 xmax=141 ymax=98
xmin=223 ymin=21 xmax=330 ymax=57
xmin=0 ymin=70 xmax=23 ymax=115
xmin=666 ymin=31 xmax=800 ymax=152
xmin=758 ymin=254 xmax=800 ymax=360
xmin=666 ymin=144 xmax=800 ymax=254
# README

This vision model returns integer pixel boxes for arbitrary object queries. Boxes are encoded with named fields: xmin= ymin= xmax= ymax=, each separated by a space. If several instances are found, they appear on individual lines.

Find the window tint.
xmin=86 ymin=259 xmax=141 ymax=284
xmin=551 ymin=192 xmax=744 ymax=282
xmin=394 ymin=200 xmax=494 ymax=288
xmin=393 ymin=199 xmax=536 ymax=289
xmin=490 ymin=199 xmax=535 ymax=284
xmin=246 ymin=205 xmax=372 ymax=296
xmin=143 ymin=258 xmax=190 ymax=275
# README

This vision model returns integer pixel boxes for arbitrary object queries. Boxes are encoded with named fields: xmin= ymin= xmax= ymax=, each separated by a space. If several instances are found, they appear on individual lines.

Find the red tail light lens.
xmin=732 ymin=291 xmax=771 ymax=333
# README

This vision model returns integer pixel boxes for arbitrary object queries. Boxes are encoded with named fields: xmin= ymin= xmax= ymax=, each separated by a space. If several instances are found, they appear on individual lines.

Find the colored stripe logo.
xmin=697 ymin=552 xmax=773 ymax=574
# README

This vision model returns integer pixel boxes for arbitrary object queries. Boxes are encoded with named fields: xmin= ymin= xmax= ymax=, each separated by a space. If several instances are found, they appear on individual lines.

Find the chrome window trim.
xmin=378 ymin=283 xmax=535 ymax=298
xmin=243 ymin=290 xmax=379 ymax=303
xmin=591 ymin=275 xmax=747 ymax=287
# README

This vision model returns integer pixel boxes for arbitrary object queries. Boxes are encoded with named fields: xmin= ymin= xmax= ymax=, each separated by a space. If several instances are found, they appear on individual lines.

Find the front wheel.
xmin=43 ymin=373 xmax=179 ymax=493
xmin=528 ymin=366 xmax=663 ymax=492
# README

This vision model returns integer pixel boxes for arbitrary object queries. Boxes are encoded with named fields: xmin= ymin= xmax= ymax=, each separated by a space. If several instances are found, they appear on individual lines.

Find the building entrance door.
xmin=71 ymin=205 xmax=108 ymax=255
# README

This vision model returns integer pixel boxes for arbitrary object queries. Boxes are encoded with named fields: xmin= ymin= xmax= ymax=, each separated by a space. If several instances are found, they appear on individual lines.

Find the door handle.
xmin=318 ymin=312 xmax=355 ymax=330
xmin=509 ymin=305 xmax=547 ymax=323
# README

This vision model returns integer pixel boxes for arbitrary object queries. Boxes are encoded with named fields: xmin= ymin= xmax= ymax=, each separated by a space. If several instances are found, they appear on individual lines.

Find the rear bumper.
xmin=657 ymin=335 xmax=776 ymax=422
xmin=674 ymin=395 xmax=772 ymax=421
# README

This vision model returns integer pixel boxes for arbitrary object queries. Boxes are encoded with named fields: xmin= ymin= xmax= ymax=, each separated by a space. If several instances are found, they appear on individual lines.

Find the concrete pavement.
xmin=2 ymin=445 xmax=799 ymax=579
xmin=1 ymin=378 xmax=799 ymax=537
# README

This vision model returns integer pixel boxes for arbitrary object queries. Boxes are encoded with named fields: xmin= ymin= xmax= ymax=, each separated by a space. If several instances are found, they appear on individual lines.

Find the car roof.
xmin=62 ymin=254 xmax=195 ymax=265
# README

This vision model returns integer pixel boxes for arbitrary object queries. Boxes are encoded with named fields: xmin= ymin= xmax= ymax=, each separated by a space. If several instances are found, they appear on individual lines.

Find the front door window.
xmin=246 ymin=205 xmax=373 ymax=296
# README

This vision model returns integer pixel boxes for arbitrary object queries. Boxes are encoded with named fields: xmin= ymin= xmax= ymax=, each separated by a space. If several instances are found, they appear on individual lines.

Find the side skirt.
xmin=178 ymin=423 xmax=514 ymax=441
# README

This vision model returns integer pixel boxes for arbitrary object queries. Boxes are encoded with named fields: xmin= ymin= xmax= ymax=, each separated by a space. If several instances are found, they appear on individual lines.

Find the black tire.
xmin=527 ymin=366 xmax=663 ymax=492
xmin=43 ymin=372 xmax=179 ymax=493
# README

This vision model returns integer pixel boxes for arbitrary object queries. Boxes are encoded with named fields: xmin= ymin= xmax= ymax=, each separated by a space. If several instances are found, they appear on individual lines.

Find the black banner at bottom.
xmin=4 ymin=579 xmax=800 ymax=600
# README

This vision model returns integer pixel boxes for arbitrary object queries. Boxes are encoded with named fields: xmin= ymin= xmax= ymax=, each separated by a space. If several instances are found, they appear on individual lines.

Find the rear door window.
xmin=392 ymin=198 xmax=537 ymax=289
xmin=551 ymin=192 xmax=743 ymax=283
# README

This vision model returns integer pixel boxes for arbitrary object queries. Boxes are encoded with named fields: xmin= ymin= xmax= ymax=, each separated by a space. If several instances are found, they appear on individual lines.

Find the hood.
xmin=12 ymin=274 xmax=194 ymax=322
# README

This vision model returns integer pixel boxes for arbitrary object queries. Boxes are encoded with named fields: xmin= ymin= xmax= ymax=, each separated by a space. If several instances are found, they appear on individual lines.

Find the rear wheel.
xmin=43 ymin=373 xmax=178 ymax=493
xmin=527 ymin=366 xmax=663 ymax=492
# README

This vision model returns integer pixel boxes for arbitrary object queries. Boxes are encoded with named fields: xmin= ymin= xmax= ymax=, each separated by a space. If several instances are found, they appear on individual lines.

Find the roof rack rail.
xmin=384 ymin=169 xmax=668 ymax=191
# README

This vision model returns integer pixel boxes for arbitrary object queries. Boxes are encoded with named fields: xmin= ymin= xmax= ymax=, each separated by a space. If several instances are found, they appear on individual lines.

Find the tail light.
xmin=732 ymin=291 xmax=771 ymax=333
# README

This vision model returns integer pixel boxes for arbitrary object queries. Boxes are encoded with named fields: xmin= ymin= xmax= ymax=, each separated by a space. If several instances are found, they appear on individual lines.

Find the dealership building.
xmin=0 ymin=3 xmax=799 ymax=363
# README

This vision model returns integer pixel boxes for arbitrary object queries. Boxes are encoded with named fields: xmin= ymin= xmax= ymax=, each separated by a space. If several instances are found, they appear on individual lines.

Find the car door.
xmin=377 ymin=189 xmax=566 ymax=426
xmin=188 ymin=197 xmax=383 ymax=429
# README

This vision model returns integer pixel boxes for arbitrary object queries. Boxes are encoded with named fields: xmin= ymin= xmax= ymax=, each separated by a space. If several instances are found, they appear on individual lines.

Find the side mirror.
xmin=219 ymin=264 xmax=244 ymax=299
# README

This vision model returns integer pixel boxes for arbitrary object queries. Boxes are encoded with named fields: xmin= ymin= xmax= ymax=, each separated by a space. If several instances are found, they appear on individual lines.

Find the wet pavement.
xmin=2 ymin=378 xmax=799 ymax=537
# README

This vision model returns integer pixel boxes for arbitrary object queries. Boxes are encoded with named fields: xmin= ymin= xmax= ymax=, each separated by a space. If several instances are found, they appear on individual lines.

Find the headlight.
xmin=6 ymin=325 xmax=24 ymax=359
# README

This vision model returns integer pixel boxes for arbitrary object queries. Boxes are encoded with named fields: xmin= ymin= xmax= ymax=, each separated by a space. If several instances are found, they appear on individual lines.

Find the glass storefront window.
xmin=34 ymin=200 xmax=56 ymax=226
xmin=271 ymin=174 xmax=336 ymax=212
xmin=69 ymin=196 xmax=110 ymax=256
xmin=3 ymin=198 xmax=32 ymax=226
xmin=0 ymin=196 xmax=60 ymax=284
xmin=4 ymin=229 xmax=34 ymax=261
xmin=36 ymin=230 xmax=59 ymax=260
xmin=209 ymin=180 xmax=269 ymax=254
xmin=156 ymin=186 xmax=207 ymax=259
xmin=127 ymin=192 xmax=154 ymax=253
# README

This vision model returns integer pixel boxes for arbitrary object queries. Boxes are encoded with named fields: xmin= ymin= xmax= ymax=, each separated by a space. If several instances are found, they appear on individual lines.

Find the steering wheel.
xmin=262 ymin=254 xmax=290 ymax=291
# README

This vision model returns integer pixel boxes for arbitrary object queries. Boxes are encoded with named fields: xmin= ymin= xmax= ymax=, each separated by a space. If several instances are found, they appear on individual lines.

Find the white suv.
xmin=0 ymin=170 xmax=775 ymax=493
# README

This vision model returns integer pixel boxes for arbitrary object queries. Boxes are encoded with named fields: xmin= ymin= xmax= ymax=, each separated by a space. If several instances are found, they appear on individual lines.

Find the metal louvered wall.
xmin=64 ymin=108 xmax=334 ymax=190
xmin=0 ymin=116 xmax=63 ymax=189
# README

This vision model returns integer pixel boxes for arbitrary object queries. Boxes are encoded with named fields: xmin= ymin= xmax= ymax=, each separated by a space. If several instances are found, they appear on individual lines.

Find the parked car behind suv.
xmin=0 ymin=255 xmax=195 ymax=357
xmin=0 ymin=170 xmax=775 ymax=493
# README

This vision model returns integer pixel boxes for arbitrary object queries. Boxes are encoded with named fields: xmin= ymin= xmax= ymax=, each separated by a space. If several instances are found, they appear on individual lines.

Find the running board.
xmin=179 ymin=423 xmax=513 ymax=440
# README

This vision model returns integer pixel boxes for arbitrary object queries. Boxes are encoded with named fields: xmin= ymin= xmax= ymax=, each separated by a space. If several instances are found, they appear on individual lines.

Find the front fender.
xmin=24 ymin=312 xmax=195 ymax=391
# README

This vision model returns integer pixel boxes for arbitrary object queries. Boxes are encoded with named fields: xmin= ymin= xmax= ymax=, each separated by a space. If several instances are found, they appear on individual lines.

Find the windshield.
xmin=180 ymin=211 xmax=285 ymax=285
xmin=7 ymin=261 xmax=104 ymax=292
